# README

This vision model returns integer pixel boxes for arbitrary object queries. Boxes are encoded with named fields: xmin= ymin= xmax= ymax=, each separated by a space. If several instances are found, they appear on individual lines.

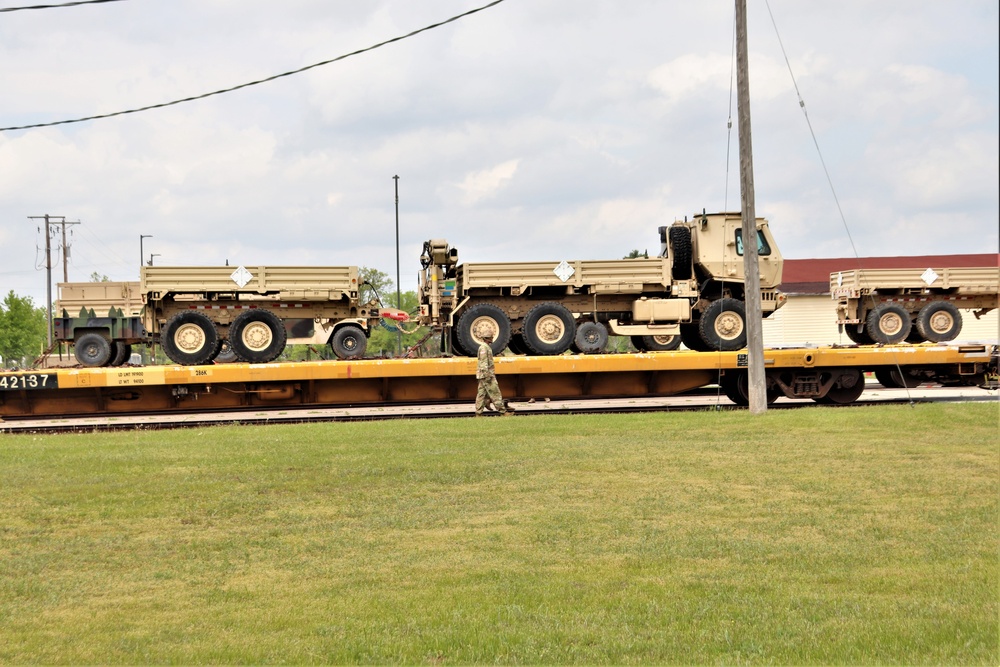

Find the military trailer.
xmin=831 ymin=266 xmax=999 ymax=344
xmin=141 ymin=265 xmax=381 ymax=365
xmin=416 ymin=211 xmax=785 ymax=356
xmin=54 ymin=281 xmax=146 ymax=367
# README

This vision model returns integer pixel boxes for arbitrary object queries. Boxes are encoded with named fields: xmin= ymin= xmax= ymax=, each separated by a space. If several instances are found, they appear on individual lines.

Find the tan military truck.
xmin=832 ymin=266 xmax=1000 ymax=344
xmin=416 ymin=211 xmax=785 ymax=356
xmin=141 ymin=265 xmax=384 ymax=364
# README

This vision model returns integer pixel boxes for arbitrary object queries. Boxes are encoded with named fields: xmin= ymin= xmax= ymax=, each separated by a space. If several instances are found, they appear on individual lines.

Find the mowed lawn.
xmin=1 ymin=403 xmax=997 ymax=664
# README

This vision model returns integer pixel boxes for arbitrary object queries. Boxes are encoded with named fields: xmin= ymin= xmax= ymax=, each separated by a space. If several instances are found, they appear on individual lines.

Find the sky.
xmin=1 ymin=0 xmax=997 ymax=308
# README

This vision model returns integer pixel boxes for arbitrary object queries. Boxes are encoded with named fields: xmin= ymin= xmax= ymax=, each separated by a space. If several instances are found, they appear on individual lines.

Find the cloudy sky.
xmin=1 ymin=0 xmax=997 ymax=307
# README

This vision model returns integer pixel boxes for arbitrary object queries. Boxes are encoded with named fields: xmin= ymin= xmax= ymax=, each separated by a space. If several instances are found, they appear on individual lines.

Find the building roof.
xmin=780 ymin=254 xmax=1000 ymax=295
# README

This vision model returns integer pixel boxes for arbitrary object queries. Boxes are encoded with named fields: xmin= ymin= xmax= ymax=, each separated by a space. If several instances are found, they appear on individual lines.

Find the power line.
xmin=0 ymin=0 xmax=510 ymax=132
xmin=0 ymin=0 xmax=128 ymax=12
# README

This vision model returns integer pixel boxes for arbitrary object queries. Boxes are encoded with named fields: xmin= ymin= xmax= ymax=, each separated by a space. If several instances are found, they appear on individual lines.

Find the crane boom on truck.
xmin=832 ymin=266 xmax=999 ymax=344
xmin=416 ymin=211 xmax=785 ymax=356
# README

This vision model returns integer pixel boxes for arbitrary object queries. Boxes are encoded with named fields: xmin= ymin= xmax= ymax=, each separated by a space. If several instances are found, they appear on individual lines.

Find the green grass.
xmin=1 ymin=403 xmax=997 ymax=664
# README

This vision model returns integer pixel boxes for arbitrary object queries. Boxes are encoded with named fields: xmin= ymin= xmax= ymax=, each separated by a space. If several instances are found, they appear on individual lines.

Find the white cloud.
xmin=452 ymin=159 xmax=520 ymax=206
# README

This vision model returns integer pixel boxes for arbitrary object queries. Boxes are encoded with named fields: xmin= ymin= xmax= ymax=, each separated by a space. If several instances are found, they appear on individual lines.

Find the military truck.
xmin=832 ymin=266 xmax=999 ymax=344
xmin=54 ymin=281 xmax=146 ymax=367
xmin=416 ymin=211 xmax=785 ymax=356
xmin=54 ymin=266 xmax=387 ymax=366
xmin=141 ymin=265 xmax=383 ymax=365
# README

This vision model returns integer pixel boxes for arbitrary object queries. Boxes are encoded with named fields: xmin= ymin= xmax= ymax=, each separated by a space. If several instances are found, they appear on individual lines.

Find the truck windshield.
xmin=735 ymin=229 xmax=772 ymax=256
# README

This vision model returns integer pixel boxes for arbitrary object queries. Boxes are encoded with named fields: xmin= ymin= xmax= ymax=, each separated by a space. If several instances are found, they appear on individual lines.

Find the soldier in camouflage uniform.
xmin=476 ymin=334 xmax=512 ymax=416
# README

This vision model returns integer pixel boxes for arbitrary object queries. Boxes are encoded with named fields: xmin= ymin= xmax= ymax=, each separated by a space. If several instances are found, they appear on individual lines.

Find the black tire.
xmin=572 ymin=321 xmax=608 ymax=354
xmin=699 ymin=298 xmax=747 ymax=351
xmin=74 ymin=332 xmax=112 ymax=367
xmin=456 ymin=303 xmax=511 ymax=356
xmin=669 ymin=226 xmax=693 ymax=280
xmin=215 ymin=339 xmax=239 ymax=363
xmin=915 ymin=301 xmax=962 ymax=342
xmin=641 ymin=333 xmax=682 ymax=352
xmin=844 ymin=324 xmax=875 ymax=346
xmin=873 ymin=367 xmax=923 ymax=389
xmin=160 ymin=311 xmax=219 ymax=365
xmin=813 ymin=369 xmax=866 ymax=404
xmin=109 ymin=342 xmax=132 ymax=367
xmin=865 ymin=303 xmax=911 ymax=344
xmin=230 ymin=309 xmax=287 ymax=363
xmin=507 ymin=332 xmax=528 ymax=355
xmin=679 ymin=323 xmax=710 ymax=351
xmin=630 ymin=335 xmax=647 ymax=351
xmin=449 ymin=326 xmax=469 ymax=356
xmin=905 ymin=327 xmax=926 ymax=343
xmin=522 ymin=302 xmax=576 ymax=355
xmin=330 ymin=325 xmax=368 ymax=360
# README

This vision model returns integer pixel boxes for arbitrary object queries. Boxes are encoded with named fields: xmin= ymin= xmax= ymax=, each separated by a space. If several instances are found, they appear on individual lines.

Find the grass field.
xmin=1 ymin=403 xmax=997 ymax=664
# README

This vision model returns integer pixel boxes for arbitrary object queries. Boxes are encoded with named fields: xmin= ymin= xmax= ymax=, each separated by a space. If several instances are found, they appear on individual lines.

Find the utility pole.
xmin=735 ymin=0 xmax=767 ymax=414
xmin=393 ymin=175 xmax=402 ymax=356
xmin=56 ymin=218 xmax=80 ymax=282
xmin=29 ymin=214 xmax=77 ymax=347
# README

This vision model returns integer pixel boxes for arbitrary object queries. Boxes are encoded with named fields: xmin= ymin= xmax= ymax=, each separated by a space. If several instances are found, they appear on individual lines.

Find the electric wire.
xmin=0 ymin=0 xmax=127 ymax=12
xmin=0 ymin=0 xmax=509 ymax=132
xmin=763 ymin=0 xmax=915 ymax=405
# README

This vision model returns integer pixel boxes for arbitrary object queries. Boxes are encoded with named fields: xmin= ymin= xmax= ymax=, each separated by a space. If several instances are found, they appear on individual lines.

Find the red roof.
xmin=780 ymin=254 xmax=1000 ymax=294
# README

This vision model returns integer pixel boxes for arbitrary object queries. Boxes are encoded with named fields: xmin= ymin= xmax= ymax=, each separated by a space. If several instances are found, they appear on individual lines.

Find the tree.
xmin=624 ymin=249 xmax=648 ymax=259
xmin=89 ymin=272 xmax=111 ymax=282
xmin=0 ymin=291 xmax=47 ymax=368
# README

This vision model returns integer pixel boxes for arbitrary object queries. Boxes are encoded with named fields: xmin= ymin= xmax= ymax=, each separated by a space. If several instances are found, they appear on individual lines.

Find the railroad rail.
xmin=1 ymin=344 xmax=995 ymax=428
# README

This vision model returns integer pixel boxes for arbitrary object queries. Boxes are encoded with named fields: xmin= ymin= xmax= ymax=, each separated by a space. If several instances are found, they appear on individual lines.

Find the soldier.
xmin=476 ymin=334 xmax=512 ymax=417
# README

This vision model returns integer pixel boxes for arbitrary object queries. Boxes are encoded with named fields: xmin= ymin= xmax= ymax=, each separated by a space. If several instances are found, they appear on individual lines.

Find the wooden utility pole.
xmin=735 ymin=0 xmax=767 ymax=414
xmin=29 ymin=214 xmax=76 ymax=347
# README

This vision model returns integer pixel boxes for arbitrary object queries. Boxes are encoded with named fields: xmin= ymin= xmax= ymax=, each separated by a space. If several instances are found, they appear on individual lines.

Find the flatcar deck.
xmin=1 ymin=344 xmax=995 ymax=421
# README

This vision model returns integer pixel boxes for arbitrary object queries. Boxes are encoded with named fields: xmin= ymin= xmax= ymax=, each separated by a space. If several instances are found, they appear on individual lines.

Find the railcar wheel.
xmin=873 ymin=367 xmax=923 ymax=389
xmin=699 ymin=298 xmax=747 ymax=351
xmin=230 ymin=310 xmax=287 ymax=363
xmin=572 ymin=321 xmax=608 ymax=354
xmin=865 ymin=303 xmax=911 ymax=344
xmin=522 ymin=302 xmax=576 ymax=355
xmin=455 ymin=303 xmax=511 ymax=356
xmin=641 ymin=333 xmax=682 ymax=351
xmin=813 ymin=368 xmax=866 ymax=404
xmin=160 ymin=312 xmax=219 ymax=365
xmin=74 ymin=332 xmax=112 ymax=367
xmin=915 ymin=301 xmax=962 ymax=342
xmin=721 ymin=371 xmax=780 ymax=406
xmin=330 ymin=325 xmax=368 ymax=360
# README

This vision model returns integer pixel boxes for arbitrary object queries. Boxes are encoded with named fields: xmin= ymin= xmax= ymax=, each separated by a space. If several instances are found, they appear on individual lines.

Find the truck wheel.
xmin=330 ymin=325 xmax=368 ymax=360
xmin=230 ymin=310 xmax=287 ymax=363
xmin=456 ymin=303 xmax=511 ymax=356
xmin=572 ymin=321 xmax=608 ymax=354
xmin=74 ymin=332 xmax=112 ymax=367
xmin=679 ymin=323 xmax=710 ymax=351
xmin=699 ymin=298 xmax=747 ymax=351
xmin=915 ymin=301 xmax=962 ymax=342
xmin=215 ymin=339 xmax=239 ymax=363
xmin=449 ymin=327 xmax=469 ymax=356
xmin=161 ymin=312 xmax=219 ymax=365
xmin=844 ymin=325 xmax=874 ymax=346
xmin=865 ymin=303 xmax=911 ymax=344
xmin=507 ymin=332 xmax=528 ymax=355
xmin=669 ymin=226 xmax=692 ymax=280
xmin=109 ymin=342 xmax=132 ymax=367
xmin=523 ymin=302 xmax=576 ymax=355
xmin=641 ymin=333 xmax=682 ymax=352
xmin=874 ymin=367 xmax=923 ymax=389
xmin=813 ymin=368 xmax=865 ymax=404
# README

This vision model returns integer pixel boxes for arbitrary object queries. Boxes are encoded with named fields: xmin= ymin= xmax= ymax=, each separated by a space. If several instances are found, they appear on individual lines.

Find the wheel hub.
xmin=471 ymin=316 xmax=499 ymax=344
xmin=242 ymin=322 xmax=273 ymax=352
xmin=715 ymin=312 xmax=744 ymax=340
xmin=535 ymin=315 xmax=566 ymax=343
xmin=174 ymin=323 xmax=206 ymax=353
xmin=879 ymin=313 xmax=904 ymax=336
xmin=928 ymin=312 xmax=953 ymax=334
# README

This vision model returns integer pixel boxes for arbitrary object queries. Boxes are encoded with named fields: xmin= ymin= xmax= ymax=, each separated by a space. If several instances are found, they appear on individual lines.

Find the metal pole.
xmin=44 ymin=215 xmax=52 ymax=347
xmin=736 ymin=0 xmax=767 ymax=414
xmin=393 ymin=175 xmax=402 ymax=356
xmin=140 ymin=235 xmax=152 ymax=270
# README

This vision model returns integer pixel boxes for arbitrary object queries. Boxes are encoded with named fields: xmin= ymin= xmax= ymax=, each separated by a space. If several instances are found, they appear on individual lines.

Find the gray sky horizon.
xmin=1 ymin=0 xmax=997 ymax=308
